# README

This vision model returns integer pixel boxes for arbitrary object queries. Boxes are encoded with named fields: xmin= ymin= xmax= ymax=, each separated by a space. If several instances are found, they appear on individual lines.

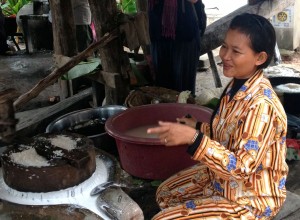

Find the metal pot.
xmin=269 ymin=77 xmax=300 ymax=115
xmin=46 ymin=105 xmax=127 ymax=154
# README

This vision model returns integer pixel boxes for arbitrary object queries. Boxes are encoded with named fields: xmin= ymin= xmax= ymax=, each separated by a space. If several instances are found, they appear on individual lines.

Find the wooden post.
xmin=48 ymin=0 xmax=77 ymax=99
xmin=0 ymin=89 xmax=19 ymax=143
xmin=88 ymin=0 xmax=130 ymax=105
xmin=136 ymin=0 xmax=148 ymax=12
xmin=136 ymin=0 xmax=150 ymax=56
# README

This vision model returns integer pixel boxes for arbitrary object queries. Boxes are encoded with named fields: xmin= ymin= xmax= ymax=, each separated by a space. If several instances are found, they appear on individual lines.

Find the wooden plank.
xmin=86 ymin=70 xmax=120 ymax=89
xmin=87 ymin=70 xmax=122 ymax=106
xmin=200 ymin=0 xmax=295 ymax=55
xmin=15 ymin=88 xmax=92 ymax=136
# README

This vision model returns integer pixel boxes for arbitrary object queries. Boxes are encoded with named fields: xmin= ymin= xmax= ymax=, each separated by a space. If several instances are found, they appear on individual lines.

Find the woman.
xmin=148 ymin=13 xmax=288 ymax=219
xmin=148 ymin=0 xmax=206 ymax=95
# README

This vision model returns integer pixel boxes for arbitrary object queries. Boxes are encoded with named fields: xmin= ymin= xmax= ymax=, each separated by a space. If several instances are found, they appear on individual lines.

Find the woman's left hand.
xmin=147 ymin=121 xmax=197 ymax=146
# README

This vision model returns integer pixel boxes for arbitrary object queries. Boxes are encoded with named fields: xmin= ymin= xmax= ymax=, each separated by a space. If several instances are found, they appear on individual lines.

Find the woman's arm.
xmin=192 ymin=100 xmax=286 ymax=181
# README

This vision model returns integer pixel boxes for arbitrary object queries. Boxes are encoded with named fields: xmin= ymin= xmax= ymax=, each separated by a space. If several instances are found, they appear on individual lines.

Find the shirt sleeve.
xmin=199 ymin=121 xmax=211 ymax=136
xmin=190 ymin=100 xmax=286 ymax=181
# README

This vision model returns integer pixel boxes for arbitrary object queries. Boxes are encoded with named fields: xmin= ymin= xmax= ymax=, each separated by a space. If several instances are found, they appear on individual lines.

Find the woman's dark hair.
xmin=229 ymin=13 xmax=276 ymax=69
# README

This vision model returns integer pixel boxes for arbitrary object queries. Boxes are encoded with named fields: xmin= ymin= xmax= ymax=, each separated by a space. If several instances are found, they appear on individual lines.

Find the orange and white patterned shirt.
xmin=194 ymin=70 xmax=289 ymax=218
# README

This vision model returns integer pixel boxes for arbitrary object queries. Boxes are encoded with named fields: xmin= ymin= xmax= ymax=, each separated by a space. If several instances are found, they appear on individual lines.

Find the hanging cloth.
xmin=149 ymin=0 xmax=177 ymax=39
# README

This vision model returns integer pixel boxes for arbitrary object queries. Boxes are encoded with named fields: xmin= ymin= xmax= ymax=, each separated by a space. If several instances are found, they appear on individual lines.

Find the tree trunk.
xmin=136 ymin=0 xmax=148 ymax=12
xmin=48 ymin=0 xmax=77 ymax=99
xmin=88 ymin=0 xmax=130 ymax=105
xmin=200 ymin=0 xmax=295 ymax=55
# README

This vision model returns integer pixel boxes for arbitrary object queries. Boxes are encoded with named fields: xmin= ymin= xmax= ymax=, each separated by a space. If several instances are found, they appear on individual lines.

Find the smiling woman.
xmin=147 ymin=13 xmax=288 ymax=220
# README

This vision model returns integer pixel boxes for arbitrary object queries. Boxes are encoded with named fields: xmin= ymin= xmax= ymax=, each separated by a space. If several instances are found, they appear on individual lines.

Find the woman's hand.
xmin=147 ymin=121 xmax=197 ymax=146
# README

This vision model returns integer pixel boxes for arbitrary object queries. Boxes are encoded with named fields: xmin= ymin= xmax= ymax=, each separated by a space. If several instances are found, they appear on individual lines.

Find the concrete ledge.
xmin=274 ymin=191 xmax=300 ymax=220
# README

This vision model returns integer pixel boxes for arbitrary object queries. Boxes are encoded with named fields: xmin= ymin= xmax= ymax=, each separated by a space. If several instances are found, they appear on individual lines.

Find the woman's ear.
xmin=256 ymin=51 xmax=268 ymax=66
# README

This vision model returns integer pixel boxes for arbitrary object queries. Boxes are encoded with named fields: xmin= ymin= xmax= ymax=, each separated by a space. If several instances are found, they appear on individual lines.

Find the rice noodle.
xmin=10 ymin=147 xmax=49 ymax=167
xmin=50 ymin=135 xmax=77 ymax=151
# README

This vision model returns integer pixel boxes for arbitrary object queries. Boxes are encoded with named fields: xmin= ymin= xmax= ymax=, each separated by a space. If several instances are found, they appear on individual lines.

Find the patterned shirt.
xmin=193 ymin=70 xmax=289 ymax=217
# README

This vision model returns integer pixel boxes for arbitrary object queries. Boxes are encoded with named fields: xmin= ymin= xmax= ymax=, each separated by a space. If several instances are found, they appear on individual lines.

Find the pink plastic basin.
xmin=105 ymin=103 xmax=212 ymax=180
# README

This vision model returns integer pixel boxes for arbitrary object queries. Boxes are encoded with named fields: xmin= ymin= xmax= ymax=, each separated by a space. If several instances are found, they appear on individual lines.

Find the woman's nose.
xmin=221 ymin=49 xmax=230 ymax=60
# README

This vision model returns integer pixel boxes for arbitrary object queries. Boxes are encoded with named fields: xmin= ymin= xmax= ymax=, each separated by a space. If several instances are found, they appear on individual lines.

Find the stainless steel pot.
xmin=46 ymin=105 xmax=127 ymax=154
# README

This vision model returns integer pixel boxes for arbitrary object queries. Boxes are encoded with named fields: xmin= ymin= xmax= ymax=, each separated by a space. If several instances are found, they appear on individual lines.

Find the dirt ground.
xmin=1 ymin=48 xmax=300 ymax=219
xmin=0 ymin=49 xmax=59 ymax=111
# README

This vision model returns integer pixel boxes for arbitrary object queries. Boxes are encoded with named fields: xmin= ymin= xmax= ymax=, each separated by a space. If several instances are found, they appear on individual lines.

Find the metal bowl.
xmin=46 ymin=105 xmax=127 ymax=153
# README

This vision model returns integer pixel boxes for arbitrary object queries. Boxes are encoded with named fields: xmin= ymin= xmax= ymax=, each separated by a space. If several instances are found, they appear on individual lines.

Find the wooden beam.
xmin=15 ymin=88 xmax=92 ymax=137
xmin=13 ymin=30 xmax=118 ymax=111
xmin=87 ymin=70 xmax=120 ymax=89
xmin=200 ymin=0 xmax=295 ymax=55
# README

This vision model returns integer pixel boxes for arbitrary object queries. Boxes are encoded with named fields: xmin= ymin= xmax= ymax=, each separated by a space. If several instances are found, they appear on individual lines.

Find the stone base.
xmin=274 ymin=191 xmax=300 ymax=220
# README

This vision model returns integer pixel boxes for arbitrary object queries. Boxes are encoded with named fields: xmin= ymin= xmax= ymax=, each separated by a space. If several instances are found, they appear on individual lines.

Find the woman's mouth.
xmin=222 ymin=63 xmax=232 ymax=70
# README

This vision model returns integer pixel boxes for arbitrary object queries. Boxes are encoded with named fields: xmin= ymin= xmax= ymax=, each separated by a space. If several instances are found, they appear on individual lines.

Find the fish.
xmin=96 ymin=186 xmax=144 ymax=220
xmin=90 ymin=181 xmax=117 ymax=196
xmin=90 ymin=180 xmax=144 ymax=196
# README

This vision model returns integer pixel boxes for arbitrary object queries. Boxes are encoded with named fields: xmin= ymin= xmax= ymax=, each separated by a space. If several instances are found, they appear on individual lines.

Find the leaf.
xmin=1 ymin=0 xmax=32 ymax=16
xmin=121 ymin=0 xmax=136 ymax=14
xmin=62 ymin=58 xmax=101 ymax=80
xmin=150 ymin=180 xmax=162 ymax=187
xmin=0 ymin=2 xmax=10 ymax=9
xmin=131 ymin=178 xmax=144 ymax=186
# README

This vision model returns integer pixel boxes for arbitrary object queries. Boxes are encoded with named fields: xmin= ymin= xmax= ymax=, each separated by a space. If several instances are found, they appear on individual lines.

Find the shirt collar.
xmin=227 ymin=70 xmax=264 ymax=101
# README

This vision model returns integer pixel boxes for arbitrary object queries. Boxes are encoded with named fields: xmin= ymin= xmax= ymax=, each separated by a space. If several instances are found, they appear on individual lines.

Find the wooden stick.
xmin=207 ymin=51 xmax=222 ymax=88
xmin=13 ymin=29 xmax=119 ymax=111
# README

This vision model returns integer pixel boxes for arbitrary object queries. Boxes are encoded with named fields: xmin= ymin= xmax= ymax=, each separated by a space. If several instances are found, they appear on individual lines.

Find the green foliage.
xmin=62 ymin=58 xmax=101 ymax=80
xmin=117 ymin=0 xmax=137 ymax=14
xmin=1 ymin=0 xmax=32 ymax=16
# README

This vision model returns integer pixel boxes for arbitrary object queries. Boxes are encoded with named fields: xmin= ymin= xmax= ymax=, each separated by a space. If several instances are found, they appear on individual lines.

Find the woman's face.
xmin=219 ymin=29 xmax=264 ymax=79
